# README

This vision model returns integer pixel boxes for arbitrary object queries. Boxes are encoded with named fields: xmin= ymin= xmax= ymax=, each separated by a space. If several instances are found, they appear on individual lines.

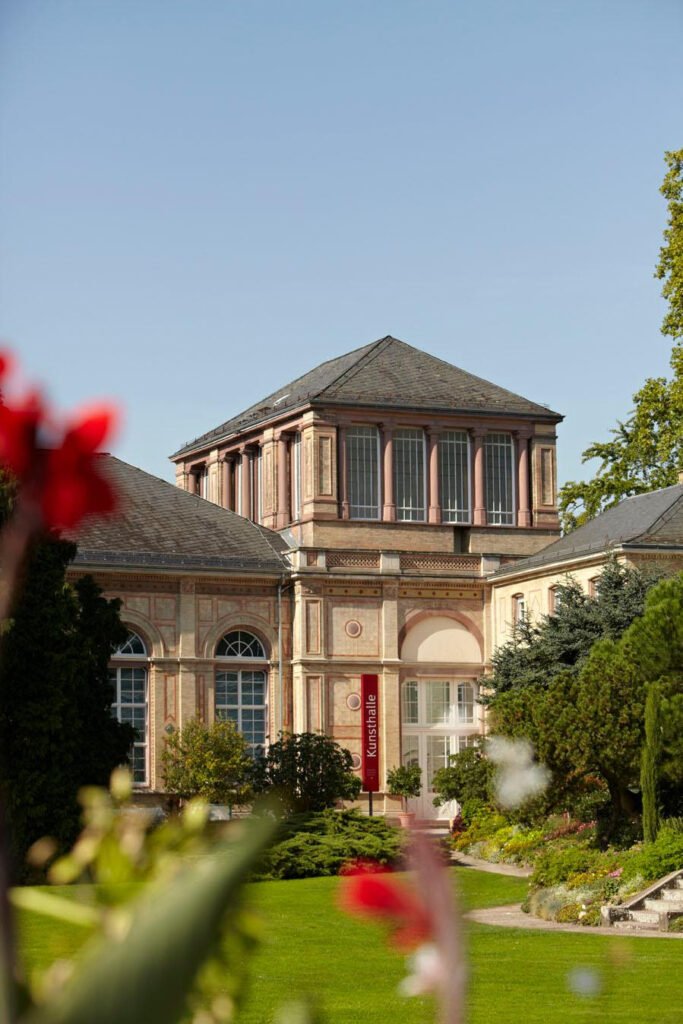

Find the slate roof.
xmin=171 ymin=336 xmax=562 ymax=458
xmin=72 ymin=456 xmax=288 ymax=574
xmin=491 ymin=484 xmax=683 ymax=579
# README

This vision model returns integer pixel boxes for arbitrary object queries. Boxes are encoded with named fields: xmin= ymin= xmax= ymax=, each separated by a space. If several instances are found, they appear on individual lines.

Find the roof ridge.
xmin=314 ymin=335 xmax=393 ymax=398
xmin=629 ymin=488 xmax=683 ymax=544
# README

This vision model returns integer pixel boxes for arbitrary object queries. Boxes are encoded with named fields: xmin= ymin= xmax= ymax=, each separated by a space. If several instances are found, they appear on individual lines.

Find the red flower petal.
xmin=62 ymin=405 xmax=118 ymax=453
xmin=41 ymin=456 xmax=116 ymax=529
xmin=0 ymin=393 xmax=44 ymax=477
xmin=339 ymin=873 xmax=433 ymax=950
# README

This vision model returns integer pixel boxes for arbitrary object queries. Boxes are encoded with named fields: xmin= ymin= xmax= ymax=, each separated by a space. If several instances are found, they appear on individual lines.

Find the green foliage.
xmin=656 ymin=149 xmax=683 ymax=343
xmin=486 ymin=560 xmax=655 ymax=696
xmin=255 ymin=809 xmax=403 ymax=880
xmin=641 ymin=682 xmax=663 ymax=843
xmin=621 ymin=827 xmax=683 ymax=883
xmin=252 ymin=732 xmax=361 ymax=814
xmin=490 ymin=571 xmax=683 ymax=836
xmin=385 ymin=763 xmax=421 ymax=809
xmin=530 ymin=846 xmax=617 ymax=889
xmin=161 ymin=718 xmax=253 ymax=808
xmin=431 ymin=744 xmax=493 ymax=808
xmin=0 ymin=537 xmax=133 ymax=876
xmin=559 ymin=150 xmax=683 ymax=531
xmin=11 ymin=776 xmax=278 ymax=1024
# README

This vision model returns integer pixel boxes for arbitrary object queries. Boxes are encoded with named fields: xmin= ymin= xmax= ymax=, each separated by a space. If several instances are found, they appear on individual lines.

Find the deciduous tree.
xmin=559 ymin=149 xmax=683 ymax=531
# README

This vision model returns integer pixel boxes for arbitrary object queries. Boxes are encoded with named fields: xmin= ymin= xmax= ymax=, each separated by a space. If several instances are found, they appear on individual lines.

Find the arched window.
xmin=110 ymin=631 xmax=148 ymax=786
xmin=215 ymin=630 xmax=268 ymax=755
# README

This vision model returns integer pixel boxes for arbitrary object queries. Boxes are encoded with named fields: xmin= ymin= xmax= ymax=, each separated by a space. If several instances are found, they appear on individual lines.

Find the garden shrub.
xmin=621 ymin=829 xmax=683 ymax=883
xmin=668 ymin=916 xmax=683 ymax=932
xmin=531 ymin=846 xmax=609 ymax=888
xmin=255 ymin=809 xmax=403 ymax=880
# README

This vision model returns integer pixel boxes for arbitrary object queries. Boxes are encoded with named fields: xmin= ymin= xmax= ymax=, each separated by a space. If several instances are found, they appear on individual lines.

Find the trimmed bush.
xmin=254 ymin=809 xmax=404 ymax=880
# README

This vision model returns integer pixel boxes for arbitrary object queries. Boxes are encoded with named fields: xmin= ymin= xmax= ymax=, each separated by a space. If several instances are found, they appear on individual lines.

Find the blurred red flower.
xmin=0 ymin=351 xmax=118 ymax=529
xmin=339 ymin=866 xmax=432 ymax=950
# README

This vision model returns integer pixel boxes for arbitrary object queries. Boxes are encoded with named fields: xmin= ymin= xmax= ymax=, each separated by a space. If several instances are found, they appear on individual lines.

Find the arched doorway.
xmin=400 ymin=614 xmax=482 ymax=821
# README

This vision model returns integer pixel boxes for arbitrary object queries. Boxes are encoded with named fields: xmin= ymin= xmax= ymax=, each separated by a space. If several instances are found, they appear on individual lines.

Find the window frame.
xmin=393 ymin=428 xmax=427 ymax=522
xmin=439 ymin=430 xmax=471 ymax=524
xmin=512 ymin=593 xmax=527 ymax=625
xmin=484 ymin=433 xmax=516 ymax=526
xmin=110 ymin=630 xmax=149 ymax=787
xmin=346 ymin=425 xmax=381 ymax=520
xmin=215 ymin=630 xmax=269 ymax=756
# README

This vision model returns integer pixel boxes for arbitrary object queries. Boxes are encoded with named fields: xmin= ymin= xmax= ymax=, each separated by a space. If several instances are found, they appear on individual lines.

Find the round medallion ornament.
xmin=346 ymin=692 xmax=361 ymax=711
xmin=345 ymin=619 xmax=363 ymax=638
xmin=351 ymin=753 xmax=362 ymax=770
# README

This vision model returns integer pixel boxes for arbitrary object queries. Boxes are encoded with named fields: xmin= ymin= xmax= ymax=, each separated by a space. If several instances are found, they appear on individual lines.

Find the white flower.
xmin=487 ymin=738 xmax=550 ymax=809
xmin=399 ymin=943 xmax=447 ymax=997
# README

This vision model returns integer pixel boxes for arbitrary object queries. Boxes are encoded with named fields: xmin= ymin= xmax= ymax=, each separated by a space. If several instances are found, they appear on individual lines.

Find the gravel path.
xmin=452 ymin=854 xmax=683 ymax=938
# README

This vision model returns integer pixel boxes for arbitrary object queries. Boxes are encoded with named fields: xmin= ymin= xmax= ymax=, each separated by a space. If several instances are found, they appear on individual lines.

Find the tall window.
xmin=215 ymin=630 xmax=268 ymax=756
xmin=347 ymin=426 xmax=380 ymax=519
xmin=439 ymin=431 xmax=470 ymax=523
xmin=512 ymin=594 xmax=527 ymax=625
xmin=485 ymin=433 xmax=515 ymax=525
xmin=394 ymin=429 xmax=426 ymax=521
xmin=292 ymin=433 xmax=302 ymax=521
xmin=110 ymin=631 xmax=148 ymax=786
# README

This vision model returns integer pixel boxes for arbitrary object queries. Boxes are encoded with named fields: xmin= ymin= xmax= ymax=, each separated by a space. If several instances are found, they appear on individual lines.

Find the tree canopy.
xmin=252 ymin=732 xmax=361 ymax=814
xmin=0 ymin=534 xmax=134 ymax=875
xmin=559 ymin=149 xmax=683 ymax=531
xmin=486 ymin=559 xmax=655 ymax=696
xmin=161 ymin=718 xmax=253 ymax=808
xmin=490 ymin=572 xmax=683 ymax=833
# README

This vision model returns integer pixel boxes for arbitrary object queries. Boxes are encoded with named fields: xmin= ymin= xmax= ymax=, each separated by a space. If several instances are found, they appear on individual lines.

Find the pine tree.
xmin=641 ymin=682 xmax=663 ymax=844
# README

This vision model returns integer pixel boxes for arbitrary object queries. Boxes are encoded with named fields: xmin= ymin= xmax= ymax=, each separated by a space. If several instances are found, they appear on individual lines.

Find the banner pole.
xmin=368 ymin=790 xmax=373 ymax=817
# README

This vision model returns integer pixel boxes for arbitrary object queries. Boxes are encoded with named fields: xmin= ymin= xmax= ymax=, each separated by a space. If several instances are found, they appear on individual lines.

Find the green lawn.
xmin=15 ymin=869 xmax=683 ymax=1023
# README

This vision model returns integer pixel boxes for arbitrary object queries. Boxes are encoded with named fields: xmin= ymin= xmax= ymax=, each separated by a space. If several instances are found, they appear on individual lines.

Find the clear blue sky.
xmin=1 ymin=1 xmax=681 ymax=489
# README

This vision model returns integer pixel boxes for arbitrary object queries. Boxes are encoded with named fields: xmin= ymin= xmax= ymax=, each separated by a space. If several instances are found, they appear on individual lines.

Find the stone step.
xmin=612 ymin=919 xmax=659 ymax=932
xmin=629 ymin=909 xmax=661 ymax=924
xmin=661 ymin=888 xmax=683 ymax=902
xmin=644 ymin=898 xmax=683 ymax=913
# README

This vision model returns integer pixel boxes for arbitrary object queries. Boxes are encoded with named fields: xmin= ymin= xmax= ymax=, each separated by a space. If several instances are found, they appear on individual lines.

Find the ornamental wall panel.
xmin=327 ymin=676 xmax=363 ymax=729
xmin=125 ymin=595 xmax=150 ymax=617
xmin=328 ymin=602 xmax=381 ymax=658
xmin=154 ymin=597 xmax=176 ymax=621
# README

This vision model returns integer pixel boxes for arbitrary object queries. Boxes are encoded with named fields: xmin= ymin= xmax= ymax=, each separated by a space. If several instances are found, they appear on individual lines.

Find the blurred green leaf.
xmin=21 ymin=815 xmax=277 ymax=1024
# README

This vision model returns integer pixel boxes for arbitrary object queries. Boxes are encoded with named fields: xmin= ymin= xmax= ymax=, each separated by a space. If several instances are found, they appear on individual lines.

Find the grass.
xmin=15 ymin=869 xmax=683 ymax=1023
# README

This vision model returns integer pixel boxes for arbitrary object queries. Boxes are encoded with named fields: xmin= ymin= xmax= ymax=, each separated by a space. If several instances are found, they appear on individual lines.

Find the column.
xmin=188 ymin=468 xmax=198 ymax=495
xmin=240 ymin=447 xmax=251 ymax=520
xmin=338 ymin=427 xmax=350 ymax=519
xmin=276 ymin=432 xmax=290 ymax=528
xmin=223 ymin=456 xmax=234 ymax=511
xmin=516 ymin=432 xmax=531 ymax=527
xmin=381 ymin=424 xmax=395 ymax=521
xmin=427 ymin=428 xmax=440 ymax=524
xmin=472 ymin=430 xmax=486 ymax=526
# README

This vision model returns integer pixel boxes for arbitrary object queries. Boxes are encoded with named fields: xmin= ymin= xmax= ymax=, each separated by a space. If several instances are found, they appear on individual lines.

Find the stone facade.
xmin=66 ymin=340 xmax=683 ymax=821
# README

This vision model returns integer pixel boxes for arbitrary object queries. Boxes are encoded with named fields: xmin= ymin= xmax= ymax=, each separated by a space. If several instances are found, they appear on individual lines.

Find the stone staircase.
xmin=601 ymin=869 xmax=683 ymax=932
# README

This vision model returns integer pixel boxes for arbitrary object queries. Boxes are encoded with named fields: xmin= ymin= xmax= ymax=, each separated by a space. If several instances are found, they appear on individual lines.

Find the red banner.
xmin=361 ymin=674 xmax=380 ymax=792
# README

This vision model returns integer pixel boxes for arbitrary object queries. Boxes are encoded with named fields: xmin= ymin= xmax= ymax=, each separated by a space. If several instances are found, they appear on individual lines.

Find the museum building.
xmin=71 ymin=335 xmax=587 ymax=819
